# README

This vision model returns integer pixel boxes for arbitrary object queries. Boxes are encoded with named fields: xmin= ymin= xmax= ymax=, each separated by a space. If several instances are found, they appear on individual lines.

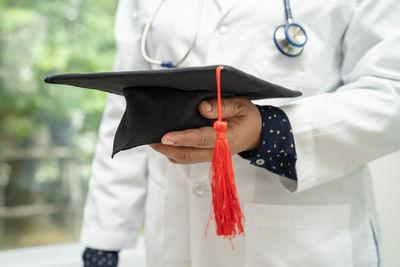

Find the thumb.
xmin=198 ymin=97 xmax=244 ymax=119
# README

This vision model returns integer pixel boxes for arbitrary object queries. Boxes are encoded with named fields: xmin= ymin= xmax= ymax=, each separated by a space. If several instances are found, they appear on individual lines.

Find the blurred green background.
xmin=0 ymin=0 xmax=118 ymax=249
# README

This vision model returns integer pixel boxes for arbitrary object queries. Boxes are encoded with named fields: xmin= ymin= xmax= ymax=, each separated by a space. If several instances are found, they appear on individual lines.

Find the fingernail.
xmin=202 ymin=101 xmax=212 ymax=112
xmin=162 ymin=138 xmax=175 ymax=145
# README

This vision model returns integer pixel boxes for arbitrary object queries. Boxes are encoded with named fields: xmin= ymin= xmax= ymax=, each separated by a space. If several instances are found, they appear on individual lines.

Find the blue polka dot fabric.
xmin=239 ymin=105 xmax=297 ymax=180
xmin=83 ymin=248 xmax=119 ymax=267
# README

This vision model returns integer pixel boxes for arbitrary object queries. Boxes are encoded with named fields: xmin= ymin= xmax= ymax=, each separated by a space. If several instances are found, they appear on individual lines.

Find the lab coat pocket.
xmin=145 ymin=178 xmax=167 ymax=267
xmin=252 ymin=57 xmax=321 ymax=98
xmin=244 ymin=203 xmax=354 ymax=267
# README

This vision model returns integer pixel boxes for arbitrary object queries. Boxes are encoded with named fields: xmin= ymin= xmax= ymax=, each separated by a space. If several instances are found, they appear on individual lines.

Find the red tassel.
xmin=206 ymin=66 xmax=244 ymax=241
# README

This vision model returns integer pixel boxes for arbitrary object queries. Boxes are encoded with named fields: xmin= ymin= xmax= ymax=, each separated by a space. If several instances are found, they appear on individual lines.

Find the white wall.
xmin=369 ymin=151 xmax=400 ymax=267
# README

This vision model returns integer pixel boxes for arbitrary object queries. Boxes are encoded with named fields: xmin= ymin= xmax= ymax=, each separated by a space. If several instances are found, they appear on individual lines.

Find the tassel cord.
xmin=207 ymin=65 xmax=244 ymax=242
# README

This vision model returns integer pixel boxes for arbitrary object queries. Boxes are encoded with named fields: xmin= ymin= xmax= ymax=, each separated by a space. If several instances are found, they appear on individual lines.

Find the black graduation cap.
xmin=45 ymin=65 xmax=301 ymax=156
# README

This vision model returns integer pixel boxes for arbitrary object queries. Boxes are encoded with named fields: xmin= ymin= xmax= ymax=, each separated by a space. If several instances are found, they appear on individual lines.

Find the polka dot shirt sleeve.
xmin=83 ymin=248 xmax=119 ymax=267
xmin=239 ymin=105 xmax=297 ymax=180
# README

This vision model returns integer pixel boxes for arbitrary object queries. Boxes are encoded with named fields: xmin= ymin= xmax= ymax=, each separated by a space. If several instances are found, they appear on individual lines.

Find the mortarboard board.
xmin=44 ymin=65 xmax=301 ymax=157
xmin=45 ymin=65 xmax=302 ymax=240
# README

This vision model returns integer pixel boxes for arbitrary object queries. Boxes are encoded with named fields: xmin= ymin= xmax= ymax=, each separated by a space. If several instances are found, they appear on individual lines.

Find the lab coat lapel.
xmin=214 ymin=0 xmax=243 ymax=18
xmin=213 ymin=0 xmax=228 ymax=9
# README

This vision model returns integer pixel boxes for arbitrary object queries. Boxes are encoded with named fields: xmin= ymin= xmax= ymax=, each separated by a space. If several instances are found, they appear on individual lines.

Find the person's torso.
xmin=116 ymin=0 xmax=380 ymax=266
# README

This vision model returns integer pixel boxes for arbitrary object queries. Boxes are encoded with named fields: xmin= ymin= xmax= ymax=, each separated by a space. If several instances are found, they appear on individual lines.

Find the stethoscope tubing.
xmin=141 ymin=0 xmax=204 ymax=68
xmin=284 ymin=0 xmax=293 ymax=20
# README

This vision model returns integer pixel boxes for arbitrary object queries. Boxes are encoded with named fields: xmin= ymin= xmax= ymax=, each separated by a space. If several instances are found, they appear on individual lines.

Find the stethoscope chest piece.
xmin=274 ymin=23 xmax=307 ymax=57
xmin=274 ymin=0 xmax=308 ymax=57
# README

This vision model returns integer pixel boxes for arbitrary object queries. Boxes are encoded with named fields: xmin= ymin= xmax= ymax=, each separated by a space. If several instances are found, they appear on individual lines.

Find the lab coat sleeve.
xmin=80 ymin=0 xmax=150 ymax=250
xmin=279 ymin=0 xmax=400 ymax=193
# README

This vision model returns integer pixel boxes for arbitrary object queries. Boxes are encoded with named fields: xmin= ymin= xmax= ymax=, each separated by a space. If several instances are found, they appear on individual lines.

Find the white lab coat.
xmin=81 ymin=0 xmax=400 ymax=266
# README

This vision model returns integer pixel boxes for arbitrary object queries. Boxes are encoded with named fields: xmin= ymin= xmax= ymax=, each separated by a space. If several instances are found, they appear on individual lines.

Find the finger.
xmin=199 ymin=97 xmax=248 ymax=119
xmin=161 ymin=127 xmax=216 ymax=148
xmin=150 ymin=143 xmax=214 ymax=164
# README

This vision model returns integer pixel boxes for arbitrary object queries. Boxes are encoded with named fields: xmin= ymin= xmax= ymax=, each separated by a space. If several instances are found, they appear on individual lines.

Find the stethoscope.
xmin=141 ymin=0 xmax=308 ymax=68
xmin=141 ymin=0 xmax=204 ymax=68
xmin=273 ymin=0 xmax=308 ymax=57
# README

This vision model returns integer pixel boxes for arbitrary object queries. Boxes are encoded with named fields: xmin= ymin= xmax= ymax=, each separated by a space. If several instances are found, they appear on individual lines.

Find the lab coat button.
xmin=193 ymin=182 xmax=208 ymax=197
xmin=256 ymin=159 xmax=265 ymax=166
